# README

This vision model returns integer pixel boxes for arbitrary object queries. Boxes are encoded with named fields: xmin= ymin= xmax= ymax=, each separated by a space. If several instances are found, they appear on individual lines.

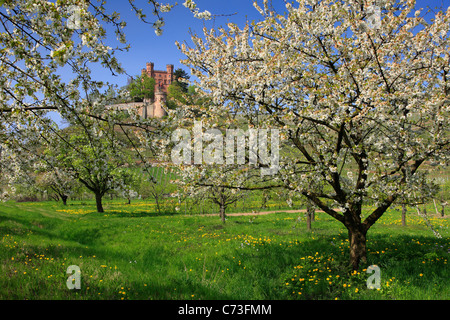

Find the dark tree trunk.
xmin=348 ymin=227 xmax=368 ymax=270
xmin=401 ymin=204 xmax=407 ymax=227
xmin=219 ymin=204 xmax=226 ymax=224
xmin=343 ymin=205 xmax=368 ymax=270
xmin=95 ymin=192 xmax=104 ymax=213
xmin=61 ymin=194 xmax=68 ymax=206
xmin=306 ymin=202 xmax=314 ymax=231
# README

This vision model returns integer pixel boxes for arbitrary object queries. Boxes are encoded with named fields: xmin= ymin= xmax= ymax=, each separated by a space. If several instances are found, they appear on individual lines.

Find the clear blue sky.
xmin=95 ymin=0 xmax=265 ymax=88
xmin=94 ymin=0 xmax=449 ymax=88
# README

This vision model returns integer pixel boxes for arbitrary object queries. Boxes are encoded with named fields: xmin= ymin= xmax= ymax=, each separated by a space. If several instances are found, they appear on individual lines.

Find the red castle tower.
xmin=140 ymin=62 xmax=174 ymax=118
xmin=142 ymin=62 xmax=174 ymax=94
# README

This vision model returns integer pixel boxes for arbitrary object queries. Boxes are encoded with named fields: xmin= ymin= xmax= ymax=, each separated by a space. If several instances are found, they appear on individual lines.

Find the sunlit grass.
xmin=0 ymin=200 xmax=449 ymax=300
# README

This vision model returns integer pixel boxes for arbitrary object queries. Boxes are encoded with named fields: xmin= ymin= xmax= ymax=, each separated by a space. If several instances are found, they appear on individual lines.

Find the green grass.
xmin=0 ymin=200 xmax=449 ymax=300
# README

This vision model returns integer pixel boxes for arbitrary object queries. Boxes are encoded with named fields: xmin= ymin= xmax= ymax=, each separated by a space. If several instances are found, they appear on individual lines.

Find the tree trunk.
xmin=401 ymin=204 xmax=407 ymax=227
xmin=433 ymin=199 xmax=439 ymax=215
xmin=348 ymin=227 xmax=367 ymax=270
xmin=219 ymin=204 xmax=226 ymax=224
xmin=306 ymin=212 xmax=312 ymax=231
xmin=61 ymin=194 xmax=68 ymax=206
xmin=154 ymin=193 xmax=161 ymax=214
xmin=442 ymin=204 xmax=445 ymax=218
xmin=95 ymin=192 xmax=104 ymax=213
xmin=306 ymin=202 xmax=313 ymax=231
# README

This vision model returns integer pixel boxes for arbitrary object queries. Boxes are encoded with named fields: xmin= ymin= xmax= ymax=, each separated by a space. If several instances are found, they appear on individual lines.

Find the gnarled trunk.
xmin=348 ymin=227 xmax=367 ymax=270
xmin=95 ymin=192 xmax=104 ymax=213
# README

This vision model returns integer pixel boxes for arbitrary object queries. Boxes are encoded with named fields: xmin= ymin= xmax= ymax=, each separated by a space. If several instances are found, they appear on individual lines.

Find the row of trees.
xmin=1 ymin=0 xmax=448 ymax=271
xmin=1 ymin=56 xmax=194 ymax=211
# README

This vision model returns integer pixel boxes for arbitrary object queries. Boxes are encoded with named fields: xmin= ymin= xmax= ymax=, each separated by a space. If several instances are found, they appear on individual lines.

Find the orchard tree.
xmin=176 ymin=165 xmax=248 ymax=223
xmin=36 ymin=168 xmax=80 ymax=205
xmin=178 ymin=0 xmax=450 ymax=269
xmin=0 ymin=0 xmax=212 ymax=126
xmin=168 ymin=118 xmax=264 ymax=222
xmin=0 ymin=0 xmax=213 ymax=198
xmin=43 ymin=118 xmax=132 ymax=213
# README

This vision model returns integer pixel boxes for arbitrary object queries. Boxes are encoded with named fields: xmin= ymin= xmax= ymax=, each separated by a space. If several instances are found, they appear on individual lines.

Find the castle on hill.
xmin=109 ymin=61 xmax=174 ymax=119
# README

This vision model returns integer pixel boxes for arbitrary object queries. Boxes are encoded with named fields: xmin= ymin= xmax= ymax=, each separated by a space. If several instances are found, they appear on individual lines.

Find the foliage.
xmin=0 ymin=0 xmax=212 ymax=203
xmin=128 ymin=73 xmax=156 ymax=102
xmin=35 ymin=168 xmax=81 ymax=205
xmin=177 ymin=0 xmax=450 ymax=269
xmin=173 ymin=68 xmax=191 ymax=92
xmin=41 ymin=118 xmax=133 ymax=212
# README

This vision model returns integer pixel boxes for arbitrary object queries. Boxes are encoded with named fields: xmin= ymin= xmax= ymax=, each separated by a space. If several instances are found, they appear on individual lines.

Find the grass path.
xmin=202 ymin=209 xmax=311 ymax=217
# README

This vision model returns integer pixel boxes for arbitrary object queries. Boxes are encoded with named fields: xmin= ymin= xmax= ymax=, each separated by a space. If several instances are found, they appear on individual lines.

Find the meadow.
xmin=0 ymin=199 xmax=449 ymax=300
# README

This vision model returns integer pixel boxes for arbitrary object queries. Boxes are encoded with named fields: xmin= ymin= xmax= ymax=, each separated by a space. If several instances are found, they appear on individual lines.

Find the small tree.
xmin=140 ymin=166 xmax=173 ymax=214
xmin=115 ymin=168 xmax=140 ymax=204
xmin=210 ymin=186 xmax=242 ymax=223
xmin=174 ymin=163 xmax=248 ymax=223
xmin=36 ymin=168 xmax=80 ymax=205
xmin=44 ymin=119 xmax=131 ymax=213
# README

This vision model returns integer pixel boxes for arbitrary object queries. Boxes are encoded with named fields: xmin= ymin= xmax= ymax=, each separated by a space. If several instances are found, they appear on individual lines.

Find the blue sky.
xmin=94 ymin=0 xmax=449 ymax=88
xmin=96 ymin=0 xmax=265 ymax=88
